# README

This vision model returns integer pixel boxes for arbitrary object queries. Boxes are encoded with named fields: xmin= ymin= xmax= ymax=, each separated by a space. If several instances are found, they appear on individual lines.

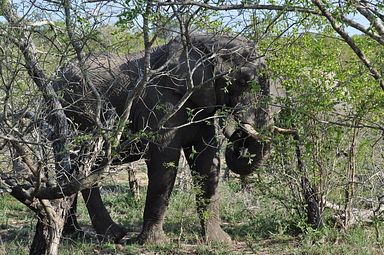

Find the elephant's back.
xmin=55 ymin=53 xmax=142 ymax=129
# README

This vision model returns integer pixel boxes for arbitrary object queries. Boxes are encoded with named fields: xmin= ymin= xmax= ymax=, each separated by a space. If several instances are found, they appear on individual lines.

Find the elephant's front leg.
xmin=184 ymin=136 xmax=232 ymax=244
xmin=138 ymin=145 xmax=179 ymax=244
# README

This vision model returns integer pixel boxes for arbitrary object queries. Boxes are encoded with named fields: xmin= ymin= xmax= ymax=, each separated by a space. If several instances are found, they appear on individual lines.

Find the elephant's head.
xmin=153 ymin=34 xmax=273 ymax=176
xmin=213 ymin=37 xmax=272 ymax=176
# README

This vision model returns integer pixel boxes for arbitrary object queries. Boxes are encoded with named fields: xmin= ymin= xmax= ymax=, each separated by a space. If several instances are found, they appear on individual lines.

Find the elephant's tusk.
xmin=223 ymin=117 xmax=237 ymax=139
xmin=240 ymin=125 xmax=297 ymax=141
xmin=241 ymin=123 xmax=271 ymax=142
xmin=272 ymin=126 xmax=297 ymax=135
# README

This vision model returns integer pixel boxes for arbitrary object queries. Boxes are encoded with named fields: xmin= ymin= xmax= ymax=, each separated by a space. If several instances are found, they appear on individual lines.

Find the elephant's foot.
xmin=97 ymin=223 xmax=127 ymax=243
xmin=198 ymin=197 xmax=232 ymax=244
xmin=63 ymin=213 xmax=84 ymax=237
xmin=204 ymin=220 xmax=232 ymax=244
xmin=137 ymin=221 xmax=170 ymax=244
xmin=62 ymin=224 xmax=84 ymax=237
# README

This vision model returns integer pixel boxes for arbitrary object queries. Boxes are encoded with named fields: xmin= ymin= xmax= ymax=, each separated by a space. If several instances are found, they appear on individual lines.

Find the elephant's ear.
xmin=167 ymin=37 xmax=221 ymax=113
xmin=173 ymin=44 xmax=218 ymax=113
xmin=188 ymin=62 xmax=218 ymax=113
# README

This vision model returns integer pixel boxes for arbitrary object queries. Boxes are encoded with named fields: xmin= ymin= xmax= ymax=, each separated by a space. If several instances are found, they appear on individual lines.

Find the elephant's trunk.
xmin=225 ymin=126 xmax=270 ymax=176
xmin=223 ymin=62 xmax=275 ymax=175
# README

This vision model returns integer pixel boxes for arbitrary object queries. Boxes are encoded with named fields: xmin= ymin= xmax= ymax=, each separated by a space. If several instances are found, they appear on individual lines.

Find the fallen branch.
xmin=324 ymin=200 xmax=384 ymax=226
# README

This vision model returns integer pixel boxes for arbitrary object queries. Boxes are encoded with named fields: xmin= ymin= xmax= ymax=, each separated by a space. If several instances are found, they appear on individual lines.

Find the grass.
xmin=0 ymin=168 xmax=383 ymax=254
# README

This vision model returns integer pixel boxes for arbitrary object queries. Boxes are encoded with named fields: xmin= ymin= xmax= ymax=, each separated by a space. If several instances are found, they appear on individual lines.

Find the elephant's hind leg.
xmin=184 ymin=130 xmax=232 ymax=244
xmin=82 ymin=187 xmax=127 ymax=242
xmin=63 ymin=194 xmax=83 ymax=236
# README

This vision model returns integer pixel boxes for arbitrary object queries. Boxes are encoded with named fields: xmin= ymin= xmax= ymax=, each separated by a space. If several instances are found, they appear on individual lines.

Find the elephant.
xmin=55 ymin=34 xmax=273 ymax=244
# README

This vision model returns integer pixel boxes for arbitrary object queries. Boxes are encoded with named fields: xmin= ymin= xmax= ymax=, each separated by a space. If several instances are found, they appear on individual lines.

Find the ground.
xmin=0 ymin=161 xmax=383 ymax=254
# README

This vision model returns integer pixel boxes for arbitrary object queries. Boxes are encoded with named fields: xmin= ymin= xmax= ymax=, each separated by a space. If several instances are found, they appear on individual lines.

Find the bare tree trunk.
xmin=292 ymin=130 xmax=323 ymax=228
xmin=301 ymin=177 xmax=322 ymax=228
xmin=31 ymin=216 xmax=62 ymax=255
xmin=274 ymin=126 xmax=323 ymax=227
xmin=176 ymin=151 xmax=192 ymax=190
xmin=2 ymin=1 xmax=74 ymax=253
xmin=128 ymin=163 xmax=139 ymax=199
xmin=30 ymin=198 xmax=73 ymax=255
xmin=344 ymin=127 xmax=357 ymax=228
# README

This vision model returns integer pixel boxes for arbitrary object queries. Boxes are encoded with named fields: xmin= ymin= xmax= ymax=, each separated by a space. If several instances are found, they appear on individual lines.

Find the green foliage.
xmin=300 ymin=223 xmax=384 ymax=255
xmin=0 ymin=0 xmax=7 ymax=16
xmin=1 ymin=174 xmax=383 ymax=254
xmin=255 ymin=31 xmax=384 ymax=235
xmin=0 ymin=195 xmax=35 ymax=254
xmin=117 ymin=0 xmax=146 ymax=29
xmin=72 ymin=133 xmax=93 ymax=145
xmin=163 ymin=161 xmax=177 ymax=170
xmin=249 ymin=79 xmax=261 ymax=93
xmin=268 ymin=33 xmax=383 ymax=117
xmin=188 ymin=145 xmax=198 ymax=160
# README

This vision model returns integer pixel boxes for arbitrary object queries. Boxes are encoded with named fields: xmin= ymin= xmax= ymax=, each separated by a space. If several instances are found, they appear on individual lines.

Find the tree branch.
xmin=1 ymin=0 xmax=72 ymax=175
xmin=341 ymin=15 xmax=384 ymax=45
xmin=154 ymin=0 xmax=320 ymax=15
xmin=311 ymin=0 xmax=384 ymax=92
xmin=62 ymin=0 xmax=104 ymax=128
xmin=355 ymin=3 xmax=384 ymax=38
xmin=112 ymin=0 xmax=154 ymax=147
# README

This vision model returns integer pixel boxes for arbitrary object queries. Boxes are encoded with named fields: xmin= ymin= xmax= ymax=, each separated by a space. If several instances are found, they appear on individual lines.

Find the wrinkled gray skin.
xmin=58 ymin=34 xmax=272 ymax=243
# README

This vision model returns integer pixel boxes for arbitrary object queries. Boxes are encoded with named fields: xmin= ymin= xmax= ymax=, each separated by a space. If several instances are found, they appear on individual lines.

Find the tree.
xmin=0 ymin=0 xmax=155 ymax=253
